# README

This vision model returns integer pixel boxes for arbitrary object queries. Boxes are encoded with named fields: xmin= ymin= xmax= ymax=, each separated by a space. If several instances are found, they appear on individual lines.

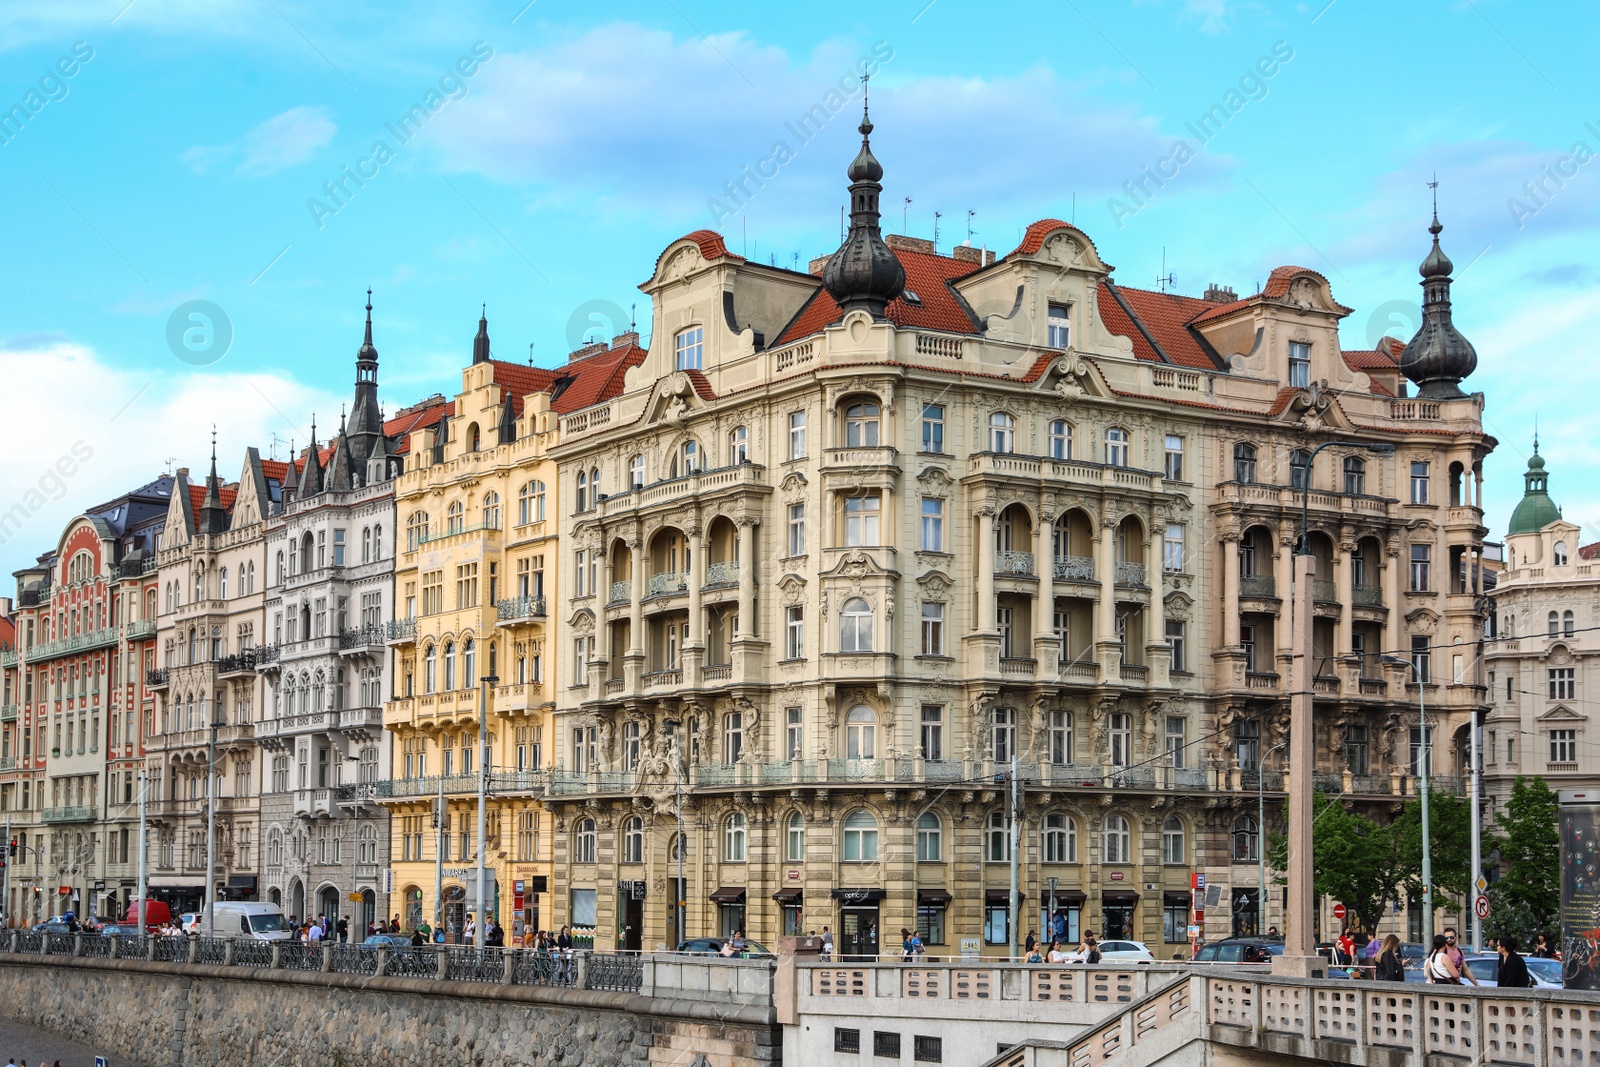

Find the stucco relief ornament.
xmin=1293 ymin=381 xmax=1333 ymax=433
xmin=1054 ymin=358 xmax=1092 ymax=402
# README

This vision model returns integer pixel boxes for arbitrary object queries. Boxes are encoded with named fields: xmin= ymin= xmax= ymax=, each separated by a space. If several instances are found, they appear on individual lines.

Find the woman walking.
xmin=1425 ymin=934 xmax=1462 ymax=984
xmin=1375 ymin=934 xmax=1406 ymax=981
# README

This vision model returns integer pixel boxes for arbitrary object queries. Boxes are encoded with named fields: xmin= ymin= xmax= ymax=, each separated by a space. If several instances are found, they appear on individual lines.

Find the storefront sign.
xmin=786 ymin=868 xmax=801 ymax=881
xmin=1109 ymin=871 xmax=1125 ymax=881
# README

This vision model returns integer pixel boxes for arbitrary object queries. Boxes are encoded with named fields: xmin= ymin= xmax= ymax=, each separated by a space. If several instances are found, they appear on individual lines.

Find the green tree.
xmin=1268 ymin=791 xmax=1409 ymax=933
xmin=1393 ymin=788 xmax=1475 ymax=902
xmin=1485 ymin=776 xmax=1560 ymax=940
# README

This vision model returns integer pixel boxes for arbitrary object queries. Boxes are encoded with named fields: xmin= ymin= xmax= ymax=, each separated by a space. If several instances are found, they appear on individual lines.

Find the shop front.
xmin=916 ymin=889 xmax=952 ymax=950
xmin=1100 ymin=890 xmax=1138 ymax=940
xmin=617 ymin=880 xmax=645 ymax=950
xmin=710 ymin=886 xmax=746 ymax=938
xmin=772 ymin=888 xmax=803 ymax=938
xmin=831 ymin=887 xmax=884 ymax=960
xmin=1042 ymin=888 xmax=1086 ymax=946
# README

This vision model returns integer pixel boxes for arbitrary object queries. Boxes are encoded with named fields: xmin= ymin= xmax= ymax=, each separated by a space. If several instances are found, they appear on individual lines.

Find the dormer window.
xmin=1288 ymin=341 xmax=1310 ymax=388
xmin=674 ymin=327 xmax=703 ymax=372
xmin=1048 ymin=304 xmax=1071 ymax=349
xmin=1554 ymin=541 xmax=1569 ymax=566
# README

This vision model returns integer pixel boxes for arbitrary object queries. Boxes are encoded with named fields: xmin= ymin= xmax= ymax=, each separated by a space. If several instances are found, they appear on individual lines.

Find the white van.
xmin=203 ymin=902 xmax=293 ymax=941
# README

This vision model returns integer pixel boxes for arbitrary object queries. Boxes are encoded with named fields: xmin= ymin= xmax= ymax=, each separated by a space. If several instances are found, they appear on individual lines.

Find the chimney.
xmin=1201 ymin=283 xmax=1238 ymax=304
xmin=952 ymin=244 xmax=994 ymax=266
xmin=611 ymin=331 xmax=640 ymax=350
xmin=808 ymin=254 xmax=831 ymax=277
xmin=884 ymin=234 xmax=935 ymax=255
xmin=568 ymin=342 xmax=608 ymax=362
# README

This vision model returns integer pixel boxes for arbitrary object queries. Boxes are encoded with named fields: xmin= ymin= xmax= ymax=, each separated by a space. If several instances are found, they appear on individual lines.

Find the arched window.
xmin=575 ymin=818 xmax=597 ymax=863
xmin=362 ymin=528 xmax=371 ymax=563
xmin=424 ymin=645 xmax=437 ymax=693
xmin=1105 ymin=427 xmax=1129 ymax=467
xmin=299 ymin=532 xmax=314 ymax=573
xmin=669 ymin=440 xmax=700 ymax=478
xmin=1234 ymin=443 xmax=1258 ymax=484
xmin=275 ymin=551 xmax=285 ymax=585
xmin=841 ymin=809 xmax=879 ymax=861
xmin=786 ymin=811 xmax=806 ymax=861
xmin=369 ymin=529 xmax=379 ymax=562
xmin=1048 ymin=420 xmax=1072 ymax=460
xmin=220 ymin=568 xmax=228 ymax=599
xmin=622 ymin=817 xmax=644 ymax=864
xmin=466 ymin=422 xmax=480 ymax=452
xmin=1103 ymin=814 xmax=1131 ymax=864
xmin=629 ymin=454 xmax=645 ymax=490
xmin=518 ymin=481 xmax=545 ymax=525
xmin=1232 ymin=815 xmax=1259 ymax=862
xmin=483 ymin=493 xmax=500 ymax=530
xmin=446 ymin=501 xmax=464 ymax=534
xmin=840 ymin=598 xmax=874 ymax=653
xmin=1162 ymin=816 xmax=1185 ymax=865
xmin=845 ymin=401 xmax=881 ymax=447
xmin=1549 ymin=611 xmax=1561 ymax=637
xmin=1042 ymin=813 xmax=1076 ymax=863
xmin=1343 ymin=456 xmax=1366 ymax=495
xmin=985 ymin=810 xmax=1010 ymax=862
xmin=1564 ymin=610 xmax=1576 ymax=637
xmin=730 ymin=426 xmax=749 ymax=465
xmin=1555 ymin=541 xmax=1569 ymax=566
xmin=989 ymin=411 xmax=1015 ymax=453
xmin=1289 ymin=449 xmax=1311 ymax=490
xmin=844 ymin=706 xmax=876 ymax=760
xmin=407 ymin=512 xmax=430 ymax=551
xmin=443 ymin=641 xmax=456 ymax=691
xmin=724 ymin=813 xmax=748 ymax=862
xmin=462 ymin=637 xmax=476 ymax=687
xmin=916 ymin=812 xmax=942 ymax=861
xmin=267 ymin=829 xmax=283 ymax=867
xmin=575 ymin=471 xmax=588 ymax=512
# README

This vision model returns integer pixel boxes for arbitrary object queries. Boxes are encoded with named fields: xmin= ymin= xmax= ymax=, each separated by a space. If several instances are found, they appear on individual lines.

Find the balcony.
xmin=0 ymin=705 xmax=15 ymax=723
xmin=0 ymin=756 xmax=13 ymax=771
xmin=1313 ymin=580 xmax=1338 ymax=602
xmin=0 ymin=649 xmax=15 ymax=668
xmin=702 ymin=664 xmax=732 ymax=684
xmin=386 ymin=618 xmax=418 ymax=645
xmin=597 ymin=462 xmax=769 ymax=515
xmin=821 ymin=446 xmax=900 ymax=474
xmin=146 ymin=668 xmax=170 ymax=689
xmin=995 ymin=551 xmax=1034 ymax=577
xmin=495 ymin=596 xmax=547 ymax=624
xmin=216 ymin=651 xmax=259 ymax=677
xmin=646 ymin=572 xmax=688 ymax=598
xmin=643 ymin=669 xmax=682 ymax=690
xmin=42 ymin=806 xmax=96 ymax=823
xmin=1313 ymin=675 xmax=1340 ymax=695
xmin=123 ymin=619 xmax=157 ymax=641
xmin=705 ymin=561 xmax=739 ymax=587
xmin=1352 ymin=584 xmax=1384 ymax=608
xmin=26 ymin=627 xmax=120 ymax=663
xmin=1114 ymin=561 xmax=1146 ymax=587
xmin=1000 ymin=657 xmax=1036 ymax=677
xmin=338 ymin=625 xmax=387 ymax=656
xmin=1245 ymin=671 xmax=1280 ymax=691
xmin=1358 ymin=678 xmax=1388 ymax=695
xmin=608 ymin=581 xmax=631 ymax=605
xmin=1052 ymin=555 xmax=1095 ymax=582
xmin=253 ymin=711 xmax=335 ymax=741
xmin=416 ymin=519 xmax=501 ymax=547
xmin=374 ymin=771 xmax=547 ymax=800
xmin=337 ymin=706 xmax=384 ymax=732
xmin=1240 ymin=575 xmax=1276 ymax=598
xmin=292 ymin=788 xmax=334 ymax=818
xmin=966 ymin=452 xmax=1156 ymax=492
xmin=334 ymin=782 xmax=378 ymax=807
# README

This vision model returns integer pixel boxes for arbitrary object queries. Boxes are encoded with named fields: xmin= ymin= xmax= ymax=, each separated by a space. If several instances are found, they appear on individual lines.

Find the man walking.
xmin=1443 ymin=927 xmax=1479 ymax=986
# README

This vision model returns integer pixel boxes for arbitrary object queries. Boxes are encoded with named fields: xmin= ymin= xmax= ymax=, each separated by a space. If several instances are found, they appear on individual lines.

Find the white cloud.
xmin=184 ymin=105 xmax=337 ymax=177
xmin=0 ymin=338 xmax=344 ymax=579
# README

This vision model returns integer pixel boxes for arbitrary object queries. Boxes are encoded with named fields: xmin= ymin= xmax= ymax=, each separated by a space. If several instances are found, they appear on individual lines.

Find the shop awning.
xmin=709 ymin=887 xmax=747 ymax=904
xmin=1101 ymin=891 xmax=1140 ymax=905
xmin=1047 ymin=890 xmax=1087 ymax=907
xmin=771 ymin=888 xmax=803 ymax=905
xmin=916 ymin=889 xmax=954 ymax=907
xmin=227 ymin=875 xmax=258 ymax=889
xmin=985 ymin=889 xmax=1023 ymax=906
xmin=830 ymin=888 xmax=886 ymax=903
xmin=1163 ymin=891 xmax=1192 ymax=906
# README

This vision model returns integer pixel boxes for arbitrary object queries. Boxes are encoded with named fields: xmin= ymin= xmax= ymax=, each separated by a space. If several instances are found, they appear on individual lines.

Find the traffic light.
xmin=7 ymin=839 xmax=15 ymax=857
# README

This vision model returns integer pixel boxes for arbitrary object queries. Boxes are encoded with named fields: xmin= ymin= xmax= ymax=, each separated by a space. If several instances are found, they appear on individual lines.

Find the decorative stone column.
xmin=1033 ymin=508 xmax=1058 ymax=673
xmin=1221 ymin=532 xmax=1241 ymax=648
xmin=1097 ymin=517 xmax=1121 ymax=678
xmin=735 ymin=518 xmax=756 ymax=639
xmin=976 ymin=507 xmax=997 ymax=633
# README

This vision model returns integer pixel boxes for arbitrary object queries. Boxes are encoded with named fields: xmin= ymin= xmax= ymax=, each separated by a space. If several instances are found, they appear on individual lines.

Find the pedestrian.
xmin=486 ymin=921 xmax=504 ymax=948
xmin=410 ymin=926 xmax=424 ymax=948
xmin=1498 ymin=936 xmax=1533 ymax=988
xmin=1443 ymin=927 xmax=1479 ymax=986
xmin=336 ymin=916 xmax=349 ymax=944
xmin=820 ymin=925 xmax=834 ymax=961
xmin=391 ymin=914 xmax=400 ymax=933
xmin=1047 ymin=940 xmax=1069 ymax=964
xmin=730 ymin=928 xmax=747 ymax=954
xmin=1025 ymin=930 xmax=1038 ymax=956
xmin=1375 ymin=934 xmax=1406 ymax=982
xmin=418 ymin=919 xmax=431 ymax=941
xmin=1026 ymin=942 xmax=1044 ymax=964
xmin=1267 ymin=925 xmax=1280 ymax=939
xmin=1534 ymin=933 xmax=1555 ymax=959
xmin=1081 ymin=934 xmax=1101 ymax=965
xmin=901 ymin=928 xmax=915 ymax=961
xmin=1426 ymin=934 xmax=1462 ymax=984
xmin=307 ymin=920 xmax=324 ymax=944
xmin=557 ymin=925 xmax=572 ymax=950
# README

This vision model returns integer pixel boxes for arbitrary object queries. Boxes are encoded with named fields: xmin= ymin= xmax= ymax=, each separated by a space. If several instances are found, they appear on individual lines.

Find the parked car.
xmin=197 ymin=902 xmax=292 ymax=941
xmin=363 ymin=933 xmax=420 ymax=949
xmin=31 ymin=919 xmax=75 ymax=936
xmin=1402 ymin=952 xmax=1562 ymax=988
xmin=97 ymin=923 xmax=143 ymax=938
xmin=123 ymin=901 xmax=173 ymax=931
xmin=1193 ymin=938 xmax=1282 ymax=964
xmin=1064 ymin=939 xmax=1155 ymax=962
xmin=674 ymin=937 xmax=774 ymax=959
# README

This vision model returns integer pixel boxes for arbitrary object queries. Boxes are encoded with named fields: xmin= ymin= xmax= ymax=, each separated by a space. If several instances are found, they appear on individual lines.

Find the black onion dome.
xmin=1399 ymin=209 xmax=1477 ymax=398
xmin=822 ymin=97 xmax=904 ymax=319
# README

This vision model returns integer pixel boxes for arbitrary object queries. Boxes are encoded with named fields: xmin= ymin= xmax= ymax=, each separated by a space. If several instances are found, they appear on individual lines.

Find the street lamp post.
xmin=1281 ymin=439 xmax=1394 ymax=975
xmin=475 ymin=673 xmax=498 ymax=949
xmin=663 ymin=718 xmax=684 ymax=947
xmin=1383 ymin=653 xmax=1433 ymax=943
xmin=1259 ymin=739 xmax=1287 ymax=934
xmin=204 ymin=715 xmax=222 ymax=939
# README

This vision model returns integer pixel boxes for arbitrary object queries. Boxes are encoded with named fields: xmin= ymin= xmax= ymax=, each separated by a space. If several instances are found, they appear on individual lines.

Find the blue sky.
xmin=0 ymin=0 xmax=1595 ymax=579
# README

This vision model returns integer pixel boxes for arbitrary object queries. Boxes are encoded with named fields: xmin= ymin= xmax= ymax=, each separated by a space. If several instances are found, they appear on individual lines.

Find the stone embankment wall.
xmin=0 ymin=956 xmax=777 ymax=1067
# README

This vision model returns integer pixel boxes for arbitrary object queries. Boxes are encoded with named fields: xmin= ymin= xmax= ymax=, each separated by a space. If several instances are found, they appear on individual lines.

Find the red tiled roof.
xmin=186 ymin=484 xmax=237 ymax=516
xmin=1578 ymin=541 xmax=1600 ymax=561
xmin=652 ymin=230 xmax=745 ymax=277
xmin=1009 ymin=218 xmax=1103 ymax=259
xmin=1261 ymin=265 xmax=1327 ymax=298
xmin=1096 ymin=283 xmax=1223 ymax=370
xmin=551 ymin=341 xmax=648 ymax=414
xmin=384 ymin=402 xmax=447 ymax=456
xmin=1187 ymin=295 xmax=1255 ymax=325
xmin=774 ymin=247 xmax=982 ymax=345
xmin=684 ymin=369 xmax=717 ymax=401
xmin=1342 ymin=336 xmax=1403 ymax=371
xmin=1266 ymin=387 xmax=1300 ymax=417
xmin=259 ymin=460 xmax=289 ymax=483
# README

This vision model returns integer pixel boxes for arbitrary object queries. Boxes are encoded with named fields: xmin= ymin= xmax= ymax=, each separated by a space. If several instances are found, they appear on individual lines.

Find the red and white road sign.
xmin=1332 ymin=903 xmax=1347 ymax=921
xmin=1475 ymin=895 xmax=1490 ymax=920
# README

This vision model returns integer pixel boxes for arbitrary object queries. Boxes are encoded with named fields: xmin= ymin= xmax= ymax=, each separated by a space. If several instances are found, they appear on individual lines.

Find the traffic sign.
xmin=1475 ymin=876 xmax=1488 ymax=894
xmin=1475 ymin=895 xmax=1490 ymax=920
xmin=1332 ymin=903 xmax=1347 ymax=921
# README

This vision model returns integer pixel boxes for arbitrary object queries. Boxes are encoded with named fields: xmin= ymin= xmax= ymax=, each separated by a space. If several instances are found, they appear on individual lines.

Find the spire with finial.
xmin=199 ymin=426 xmax=227 ymax=533
xmin=348 ymin=287 xmax=384 ymax=469
xmin=472 ymin=304 xmax=491 ymax=364
xmin=1508 ymin=430 xmax=1562 ymax=536
xmin=1399 ymin=177 xmax=1477 ymax=398
xmin=821 ymin=73 xmax=905 ymax=319
xmin=303 ymin=415 xmax=325 ymax=496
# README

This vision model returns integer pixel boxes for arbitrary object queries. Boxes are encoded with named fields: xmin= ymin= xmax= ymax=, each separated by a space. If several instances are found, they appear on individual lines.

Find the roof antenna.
xmin=1533 ymin=413 xmax=1539 ymax=455
xmin=966 ymin=210 xmax=977 ymax=242
xmin=933 ymin=210 xmax=942 ymax=251
xmin=1156 ymin=248 xmax=1175 ymax=293
xmin=792 ymin=251 xmax=800 ymax=270
xmin=902 ymin=196 xmax=912 ymax=235
xmin=630 ymin=304 xmax=637 ymax=332
xmin=840 ymin=205 xmax=846 ymax=243
xmin=527 ymin=342 xmax=535 ymax=367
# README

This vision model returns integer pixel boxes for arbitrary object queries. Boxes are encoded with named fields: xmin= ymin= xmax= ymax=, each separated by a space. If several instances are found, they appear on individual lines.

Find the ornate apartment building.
xmin=1484 ymin=449 xmax=1600 ymax=805
xmin=146 ymin=451 xmax=277 ymax=913
xmin=3 ymin=476 xmax=169 ymax=924
xmin=256 ymin=300 xmax=421 ymax=930
xmin=541 ymin=106 xmax=1493 ymax=956
xmin=381 ymin=311 xmax=641 ymax=941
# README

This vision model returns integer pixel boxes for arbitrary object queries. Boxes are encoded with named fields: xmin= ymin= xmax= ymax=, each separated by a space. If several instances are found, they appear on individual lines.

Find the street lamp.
xmin=662 ymin=718 xmax=684 ymax=947
xmin=1382 ymin=653 xmax=1433 ymax=943
xmin=475 ymin=673 xmax=498 ymax=949
xmin=1282 ymin=439 xmax=1394 ymax=974
xmin=1258 ymin=738 xmax=1287 ymax=935
xmin=204 ymin=713 xmax=225 ymax=939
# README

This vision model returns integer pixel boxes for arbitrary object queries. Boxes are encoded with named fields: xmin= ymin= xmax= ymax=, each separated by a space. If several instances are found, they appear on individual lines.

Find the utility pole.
xmin=1470 ymin=705 xmax=1483 ymax=951
xmin=1008 ymin=751 xmax=1020 ymax=959
xmin=474 ymin=674 xmax=497 ymax=948
xmin=1258 ymin=741 xmax=1286 ymax=933
xmin=137 ymin=770 xmax=147 ymax=930
xmin=204 ymin=715 xmax=218 ymax=938
xmin=3 ymin=815 xmax=9 ymax=929
xmin=432 ymin=773 xmax=443 ymax=936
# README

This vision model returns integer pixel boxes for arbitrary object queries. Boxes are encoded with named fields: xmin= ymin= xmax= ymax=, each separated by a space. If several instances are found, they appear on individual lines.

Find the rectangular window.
xmin=834 ymin=1029 xmax=861 ymax=1055
xmin=920 ymin=603 xmax=944 ymax=656
xmin=1409 ymin=726 xmax=1433 ymax=777
xmin=992 ymin=706 xmax=1016 ymax=763
xmin=787 ymin=503 xmax=805 ymax=556
xmin=332 ymin=528 xmax=346 ymax=567
xmin=785 ymin=606 xmax=804 ymax=660
xmin=1163 ymin=524 xmax=1185 ymax=572
xmin=1164 ymin=716 xmax=1185 ymax=768
xmin=1552 ymin=730 xmax=1577 ymax=763
xmin=920 ymin=498 xmax=945 ymax=552
xmin=1288 ymin=340 xmax=1310 ymax=388
xmin=1165 ymin=620 xmax=1186 ymax=673
xmin=1410 ymin=461 xmax=1430 ymax=504
xmin=920 ymin=705 xmax=943 ymax=761
xmin=788 ymin=411 xmax=807 ymax=460
xmin=1550 ymin=668 xmax=1576 ymax=700
xmin=843 ymin=492 xmax=880 ymax=546
xmin=1047 ymin=303 xmax=1071 ymax=348
xmin=786 ymin=707 xmax=803 ymax=761
xmin=916 ymin=904 xmax=946 ymax=945
xmin=1240 ymin=624 xmax=1257 ymax=672
xmin=983 ymin=904 xmax=1009 ymax=945
xmin=674 ymin=327 xmax=703 ymax=371
xmin=874 ymin=1033 xmax=902 ymax=1059
xmin=1411 ymin=635 xmax=1432 ymax=684
xmin=1164 ymin=901 xmax=1189 ymax=944
xmin=913 ymin=1036 xmax=943 ymax=1064
xmin=1164 ymin=435 xmax=1184 ymax=481
xmin=1345 ymin=725 xmax=1369 ymax=776
xmin=1410 ymin=544 xmax=1431 ymax=591
xmin=921 ymin=403 xmax=945 ymax=453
